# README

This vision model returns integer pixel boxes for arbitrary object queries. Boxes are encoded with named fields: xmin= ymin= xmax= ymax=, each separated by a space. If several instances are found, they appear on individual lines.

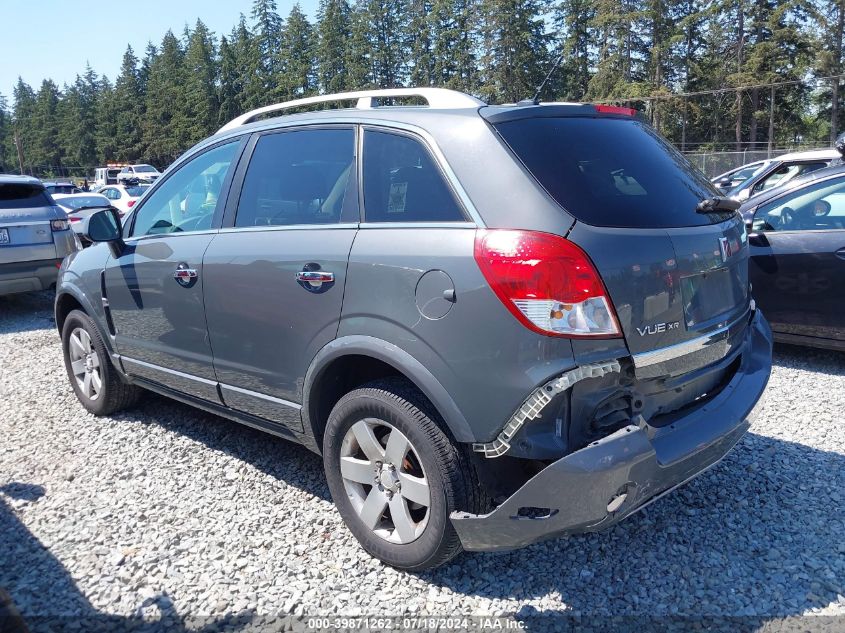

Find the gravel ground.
xmin=1 ymin=291 xmax=844 ymax=626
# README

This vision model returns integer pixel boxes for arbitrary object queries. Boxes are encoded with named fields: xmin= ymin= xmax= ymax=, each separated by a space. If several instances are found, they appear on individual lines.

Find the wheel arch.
xmin=302 ymin=335 xmax=475 ymax=453
xmin=55 ymin=285 xmax=116 ymax=356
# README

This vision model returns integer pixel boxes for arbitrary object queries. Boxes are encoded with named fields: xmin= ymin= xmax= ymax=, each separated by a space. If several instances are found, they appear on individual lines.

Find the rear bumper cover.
xmin=0 ymin=258 xmax=62 ymax=294
xmin=451 ymin=309 xmax=772 ymax=551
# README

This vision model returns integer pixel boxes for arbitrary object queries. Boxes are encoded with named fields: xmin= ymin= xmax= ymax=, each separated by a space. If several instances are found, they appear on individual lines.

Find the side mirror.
xmin=82 ymin=208 xmax=124 ymax=256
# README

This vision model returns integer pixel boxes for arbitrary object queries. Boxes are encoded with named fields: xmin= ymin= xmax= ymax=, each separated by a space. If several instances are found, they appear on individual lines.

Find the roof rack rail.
xmin=217 ymin=88 xmax=485 ymax=133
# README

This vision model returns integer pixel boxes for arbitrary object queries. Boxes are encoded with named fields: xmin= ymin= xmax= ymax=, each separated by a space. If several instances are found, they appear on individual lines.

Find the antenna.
xmin=530 ymin=54 xmax=565 ymax=105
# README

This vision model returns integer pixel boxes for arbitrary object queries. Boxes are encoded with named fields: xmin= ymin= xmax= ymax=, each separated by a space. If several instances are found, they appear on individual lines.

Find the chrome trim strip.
xmin=217 ymin=223 xmax=358 ymax=234
xmin=219 ymin=383 xmax=302 ymax=410
xmin=632 ymin=310 xmax=750 ymax=369
xmin=121 ymin=357 xmax=218 ymax=385
xmin=0 ymin=221 xmax=51 ymax=228
xmin=359 ymin=221 xmax=476 ymax=229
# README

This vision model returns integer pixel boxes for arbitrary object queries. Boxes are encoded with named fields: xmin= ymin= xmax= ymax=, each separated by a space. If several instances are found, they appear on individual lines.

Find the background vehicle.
xmin=726 ymin=149 xmax=838 ymax=201
xmin=42 ymin=181 xmax=81 ymax=196
xmin=55 ymin=88 xmax=771 ymax=571
xmin=116 ymin=164 xmax=161 ymax=185
xmin=52 ymin=193 xmax=113 ymax=245
xmin=97 ymin=184 xmax=149 ymax=213
xmin=740 ymin=164 xmax=845 ymax=351
xmin=0 ymin=175 xmax=77 ymax=295
xmin=94 ymin=166 xmax=123 ymax=188
xmin=711 ymin=160 xmax=771 ymax=193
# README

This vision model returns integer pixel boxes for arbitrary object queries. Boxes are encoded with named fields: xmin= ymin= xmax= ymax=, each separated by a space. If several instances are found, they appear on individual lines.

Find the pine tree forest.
xmin=2 ymin=0 xmax=845 ymax=176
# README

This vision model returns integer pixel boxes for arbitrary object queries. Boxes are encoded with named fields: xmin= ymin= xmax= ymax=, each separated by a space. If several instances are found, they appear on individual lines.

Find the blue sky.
xmin=0 ymin=0 xmax=319 ymax=99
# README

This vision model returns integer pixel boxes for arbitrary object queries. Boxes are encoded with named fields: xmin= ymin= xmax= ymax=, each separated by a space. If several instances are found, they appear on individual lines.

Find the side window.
xmin=753 ymin=177 xmax=845 ymax=232
xmin=235 ymin=128 xmax=355 ymax=227
xmin=131 ymin=142 xmax=239 ymax=238
xmin=753 ymin=162 xmax=827 ymax=195
xmin=362 ymin=130 xmax=465 ymax=223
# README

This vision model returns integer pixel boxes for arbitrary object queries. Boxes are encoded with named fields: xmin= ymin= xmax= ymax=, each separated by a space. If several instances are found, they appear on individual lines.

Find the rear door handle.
xmin=295 ymin=270 xmax=334 ymax=285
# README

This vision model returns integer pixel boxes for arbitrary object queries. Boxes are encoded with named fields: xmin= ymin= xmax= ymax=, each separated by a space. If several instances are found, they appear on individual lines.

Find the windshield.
xmin=134 ymin=165 xmax=157 ymax=173
xmin=493 ymin=116 xmax=722 ymax=228
xmin=56 ymin=195 xmax=109 ymax=210
xmin=126 ymin=185 xmax=149 ymax=196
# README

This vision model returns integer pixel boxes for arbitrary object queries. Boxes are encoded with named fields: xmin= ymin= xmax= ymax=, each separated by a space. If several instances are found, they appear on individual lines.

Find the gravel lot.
xmin=1 ymin=290 xmax=844 ymax=626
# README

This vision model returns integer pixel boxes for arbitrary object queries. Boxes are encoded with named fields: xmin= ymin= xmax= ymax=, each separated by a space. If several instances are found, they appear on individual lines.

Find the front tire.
xmin=323 ymin=379 xmax=475 ymax=570
xmin=61 ymin=309 xmax=141 ymax=415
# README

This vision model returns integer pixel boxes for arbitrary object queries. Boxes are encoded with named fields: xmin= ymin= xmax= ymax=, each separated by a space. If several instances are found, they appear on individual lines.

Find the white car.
xmin=116 ymin=164 xmax=161 ymax=185
xmin=52 ymin=193 xmax=113 ymax=243
xmin=98 ymin=184 xmax=150 ymax=213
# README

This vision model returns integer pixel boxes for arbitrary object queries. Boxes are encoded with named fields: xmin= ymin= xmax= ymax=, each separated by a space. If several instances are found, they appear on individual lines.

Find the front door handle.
xmin=295 ymin=270 xmax=334 ymax=286
xmin=836 ymin=247 xmax=845 ymax=261
xmin=173 ymin=264 xmax=198 ymax=286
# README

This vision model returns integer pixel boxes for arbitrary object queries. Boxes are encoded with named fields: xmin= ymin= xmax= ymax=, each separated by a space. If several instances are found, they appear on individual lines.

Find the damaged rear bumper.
xmin=451 ymin=309 xmax=772 ymax=552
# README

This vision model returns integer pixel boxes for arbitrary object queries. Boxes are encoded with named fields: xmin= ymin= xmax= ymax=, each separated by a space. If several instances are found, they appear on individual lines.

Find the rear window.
xmin=493 ymin=116 xmax=723 ymax=228
xmin=126 ymin=185 xmax=149 ymax=196
xmin=0 ymin=184 xmax=52 ymax=209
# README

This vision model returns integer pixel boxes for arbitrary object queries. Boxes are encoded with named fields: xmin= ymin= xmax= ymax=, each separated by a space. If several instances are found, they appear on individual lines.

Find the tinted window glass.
xmin=0 ymin=184 xmax=51 ymax=209
xmin=362 ymin=130 xmax=465 ymax=222
xmin=126 ymin=185 xmax=149 ymax=197
xmin=131 ymin=142 xmax=238 ymax=237
xmin=236 ymin=128 xmax=355 ymax=227
xmin=753 ymin=177 xmax=845 ymax=232
xmin=494 ymin=117 xmax=724 ymax=228
xmin=751 ymin=162 xmax=828 ymax=195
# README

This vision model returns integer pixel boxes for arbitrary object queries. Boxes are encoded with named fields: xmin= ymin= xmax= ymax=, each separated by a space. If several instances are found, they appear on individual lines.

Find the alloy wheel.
xmin=339 ymin=418 xmax=431 ymax=544
xmin=68 ymin=327 xmax=102 ymax=401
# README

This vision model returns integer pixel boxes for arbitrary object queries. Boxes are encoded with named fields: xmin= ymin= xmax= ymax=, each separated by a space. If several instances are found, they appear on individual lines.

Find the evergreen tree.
xmin=480 ymin=0 xmax=552 ymax=102
xmin=96 ymin=77 xmax=120 ymax=163
xmin=365 ymin=0 xmax=407 ymax=87
xmin=183 ymin=19 xmax=220 ymax=144
xmin=143 ymin=30 xmax=188 ymax=165
xmin=553 ymin=0 xmax=596 ymax=100
xmin=113 ymin=46 xmax=145 ymax=161
xmin=31 ymin=80 xmax=63 ymax=177
xmin=251 ymin=0 xmax=284 ymax=99
xmin=430 ymin=0 xmax=480 ymax=92
xmin=0 ymin=94 xmax=14 ymax=172
xmin=232 ymin=15 xmax=264 ymax=110
xmin=316 ymin=0 xmax=352 ymax=92
xmin=12 ymin=79 xmax=37 ymax=174
xmin=278 ymin=4 xmax=316 ymax=99
xmin=346 ymin=1 xmax=376 ymax=89
xmin=408 ymin=0 xmax=435 ymax=86
xmin=218 ymin=35 xmax=243 ymax=125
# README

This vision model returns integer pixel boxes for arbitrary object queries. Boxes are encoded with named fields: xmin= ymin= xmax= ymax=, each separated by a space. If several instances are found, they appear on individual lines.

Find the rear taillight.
xmin=474 ymin=230 xmax=621 ymax=338
xmin=127 ymin=200 xmax=136 ymax=208
xmin=68 ymin=216 xmax=82 ymax=223
xmin=50 ymin=219 xmax=69 ymax=231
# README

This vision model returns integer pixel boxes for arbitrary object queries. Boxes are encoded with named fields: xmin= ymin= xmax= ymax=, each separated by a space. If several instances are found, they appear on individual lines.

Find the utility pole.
xmin=13 ymin=131 xmax=24 ymax=175
xmin=768 ymin=85 xmax=775 ymax=158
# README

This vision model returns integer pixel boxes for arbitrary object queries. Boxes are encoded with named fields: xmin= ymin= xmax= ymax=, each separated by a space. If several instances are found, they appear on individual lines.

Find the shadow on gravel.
xmin=425 ymin=433 xmax=845 ymax=620
xmin=0 ymin=291 xmax=56 ymax=335
xmin=0 ymin=484 xmax=258 ymax=631
xmin=106 ymin=348 xmax=845 ymax=621
xmin=115 ymin=393 xmax=332 ymax=502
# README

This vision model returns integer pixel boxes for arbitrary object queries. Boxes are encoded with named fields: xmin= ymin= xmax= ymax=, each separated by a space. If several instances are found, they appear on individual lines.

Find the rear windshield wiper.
xmin=696 ymin=197 xmax=741 ymax=214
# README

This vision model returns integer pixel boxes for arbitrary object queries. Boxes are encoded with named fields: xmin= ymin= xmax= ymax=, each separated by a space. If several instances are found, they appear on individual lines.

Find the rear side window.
xmin=235 ymin=128 xmax=355 ymax=227
xmin=362 ymin=130 xmax=465 ymax=223
xmin=0 ymin=184 xmax=52 ymax=209
xmin=493 ymin=117 xmax=722 ymax=228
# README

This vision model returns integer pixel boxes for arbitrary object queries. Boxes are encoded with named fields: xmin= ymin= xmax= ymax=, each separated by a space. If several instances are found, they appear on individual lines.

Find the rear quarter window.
xmin=0 ymin=184 xmax=52 ymax=209
xmin=493 ymin=116 xmax=723 ymax=228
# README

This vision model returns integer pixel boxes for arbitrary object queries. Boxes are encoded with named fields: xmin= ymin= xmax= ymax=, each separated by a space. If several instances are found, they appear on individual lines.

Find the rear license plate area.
xmin=680 ymin=267 xmax=746 ymax=328
xmin=0 ymin=228 xmax=9 ymax=245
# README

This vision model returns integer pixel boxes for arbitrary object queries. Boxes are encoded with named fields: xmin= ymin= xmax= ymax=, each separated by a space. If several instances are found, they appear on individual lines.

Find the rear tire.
xmin=323 ymin=378 xmax=476 ymax=571
xmin=61 ymin=309 xmax=141 ymax=416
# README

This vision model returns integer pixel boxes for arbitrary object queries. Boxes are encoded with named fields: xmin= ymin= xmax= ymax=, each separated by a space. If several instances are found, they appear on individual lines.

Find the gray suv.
xmin=1 ymin=175 xmax=77 ymax=296
xmin=55 ymin=89 xmax=772 ymax=570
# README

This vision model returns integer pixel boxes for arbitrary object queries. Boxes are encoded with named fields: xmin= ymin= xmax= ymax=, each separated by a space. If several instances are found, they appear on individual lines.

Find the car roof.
xmin=52 ymin=192 xmax=108 ymax=199
xmin=0 ymin=174 xmax=42 ymax=186
xmin=775 ymin=148 xmax=839 ymax=161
